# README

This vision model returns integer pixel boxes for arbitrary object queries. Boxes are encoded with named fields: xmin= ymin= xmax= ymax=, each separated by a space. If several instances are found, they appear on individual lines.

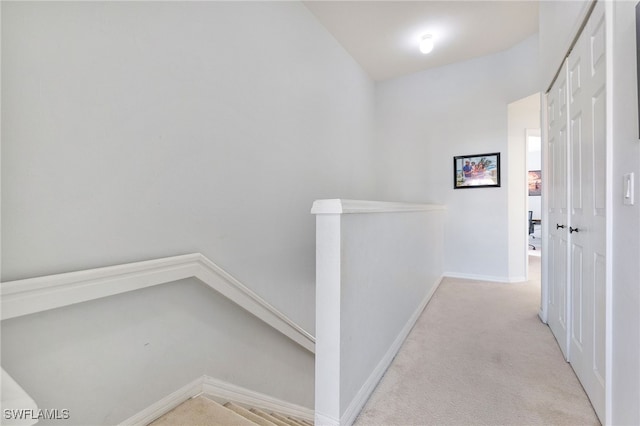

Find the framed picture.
xmin=528 ymin=170 xmax=542 ymax=196
xmin=453 ymin=152 xmax=501 ymax=189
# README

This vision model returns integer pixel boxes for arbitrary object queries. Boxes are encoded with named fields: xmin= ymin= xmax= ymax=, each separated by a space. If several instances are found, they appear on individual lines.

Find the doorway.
xmin=527 ymin=130 xmax=542 ymax=256
xmin=507 ymin=93 xmax=541 ymax=283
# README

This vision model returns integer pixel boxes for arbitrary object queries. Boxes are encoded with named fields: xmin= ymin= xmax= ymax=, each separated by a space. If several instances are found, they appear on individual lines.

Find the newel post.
xmin=313 ymin=200 xmax=342 ymax=426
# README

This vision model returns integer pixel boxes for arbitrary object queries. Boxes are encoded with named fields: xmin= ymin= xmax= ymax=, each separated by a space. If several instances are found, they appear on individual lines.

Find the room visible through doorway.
xmin=527 ymin=130 xmax=542 ymax=257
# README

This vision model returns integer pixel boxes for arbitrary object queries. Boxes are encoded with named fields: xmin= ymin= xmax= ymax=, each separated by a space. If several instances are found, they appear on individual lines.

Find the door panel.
xmin=593 ymin=253 xmax=606 ymax=387
xmin=545 ymin=3 xmax=607 ymax=421
xmin=571 ymin=243 xmax=584 ymax=349
xmin=566 ymin=2 xmax=606 ymax=421
xmin=571 ymin=114 xmax=583 ymax=211
xmin=593 ymin=89 xmax=606 ymax=213
xmin=588 ymin=5 xmax=607 ymax=416
xmin=546 ymin=60 xmax=570 ymax=359
xmin=567 ymin=2 xmax=590 ymax=403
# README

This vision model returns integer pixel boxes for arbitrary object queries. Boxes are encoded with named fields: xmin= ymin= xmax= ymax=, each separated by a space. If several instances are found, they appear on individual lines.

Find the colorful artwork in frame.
xmin=453 ymin=152 xmax=501 ymax=189
xmin=528 ymin=170 xmax=542 ymax=196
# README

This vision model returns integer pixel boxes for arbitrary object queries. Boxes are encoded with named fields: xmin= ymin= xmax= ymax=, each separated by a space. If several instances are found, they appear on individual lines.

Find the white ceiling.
xmin=304 ymin=1 xmax=539 ymax=81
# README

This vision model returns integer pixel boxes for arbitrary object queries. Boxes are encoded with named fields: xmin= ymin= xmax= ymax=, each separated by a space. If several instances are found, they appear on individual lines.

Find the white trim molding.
xmin=443 ymin=271 xmax=527 ymax=284
xmin=311 ymin=199 xmax=446 ymax=215
xmin=119 ymin=375 xmax=314 ymax=426
xmin=119 ymin=376 xmax=203 ymax=426
xmin=202 ymin=376 xmax=314 ymax=421
xmin=0 ymin=254 xmax=315 ymax=353
xmin=315 ymin=413 xmax=340 ymax=426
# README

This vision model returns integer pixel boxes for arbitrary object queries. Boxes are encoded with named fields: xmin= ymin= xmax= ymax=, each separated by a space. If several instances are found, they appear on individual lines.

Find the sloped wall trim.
xmin=0 ymin=254 xmax=315 ymax=353
xmin=202 ymin=376 xmax=315 ymax=421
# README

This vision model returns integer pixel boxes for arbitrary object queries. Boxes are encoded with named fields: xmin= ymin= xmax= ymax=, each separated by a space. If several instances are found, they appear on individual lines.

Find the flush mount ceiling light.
xmin=419 ymin=34 xmax=434 ymax=54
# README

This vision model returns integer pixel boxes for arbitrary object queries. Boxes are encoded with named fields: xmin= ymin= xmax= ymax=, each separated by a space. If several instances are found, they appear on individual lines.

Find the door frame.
xmin=540 ymin=93 xmax=549 ymax=324
xmin=507 ymin=94 xmax=541 ymax=284
xmin=525 ymin=128 xmax=542 ymax=283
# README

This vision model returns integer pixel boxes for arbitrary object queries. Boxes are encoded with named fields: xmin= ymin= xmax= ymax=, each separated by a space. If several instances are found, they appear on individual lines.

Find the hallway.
xmin=354 ymin=257 xmax=599 ymax=425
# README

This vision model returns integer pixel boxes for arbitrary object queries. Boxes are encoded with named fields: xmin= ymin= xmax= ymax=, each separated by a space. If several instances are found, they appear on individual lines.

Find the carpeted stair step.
xmin=149 ymin=396 xmax=313 ymax=426
xmin=149 ymin=396 xmax=256 ymax=426
xmin=223 ymin=402 xmax=278 ymax=426
xmin=270 ymin=412 xmax=308 ymax=426
xmin=249 ymin=408 xmax=293 ymax=426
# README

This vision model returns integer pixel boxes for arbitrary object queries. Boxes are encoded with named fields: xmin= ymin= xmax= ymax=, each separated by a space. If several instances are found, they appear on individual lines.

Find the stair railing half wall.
xmin=312 ymin=199 xmax=446 ymax=426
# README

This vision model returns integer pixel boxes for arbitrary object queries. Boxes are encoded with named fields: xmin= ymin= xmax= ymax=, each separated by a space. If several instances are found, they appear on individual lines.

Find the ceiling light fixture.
xmin=419 ymin=34 xmax=434 ymax=54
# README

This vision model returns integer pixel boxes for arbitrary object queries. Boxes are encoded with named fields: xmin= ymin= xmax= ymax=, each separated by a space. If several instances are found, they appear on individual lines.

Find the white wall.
xmin=610 ymin=2 xmax=640 ymax=424
xmin=507 ymin=94 xmax=540 ymax=280
xmin=1 ymin=279 xmax=314 ymax=425
xmin=374 ymin=35 xmax=539 ymax=282
xmin=339 ymin=210 xmax=443 ymax=418
xmin=1 ymin=1 xmax=378 ymax=334
xmin=538 ymin=0 xmax=592 ymax=89
xmin=1 ymin=2 xmax=377 ymax=423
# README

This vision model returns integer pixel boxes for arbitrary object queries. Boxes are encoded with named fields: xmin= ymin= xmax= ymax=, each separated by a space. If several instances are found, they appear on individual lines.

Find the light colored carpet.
xmin=354 ymin=256 xmax=600 ymax=426
xmin=149 ymin=396 xmax=256 ymax=426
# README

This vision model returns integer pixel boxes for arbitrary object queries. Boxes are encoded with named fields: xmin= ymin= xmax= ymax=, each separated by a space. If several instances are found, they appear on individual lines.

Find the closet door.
xmin=567 ymin=2 xmax=606 ymax=421
xmin=546 ymin=60 xmax=570 ymax=360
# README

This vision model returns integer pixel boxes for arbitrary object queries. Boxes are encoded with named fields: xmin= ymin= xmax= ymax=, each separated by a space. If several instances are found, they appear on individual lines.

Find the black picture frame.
xmin=453 ymin=152 xmax=501 ymax=189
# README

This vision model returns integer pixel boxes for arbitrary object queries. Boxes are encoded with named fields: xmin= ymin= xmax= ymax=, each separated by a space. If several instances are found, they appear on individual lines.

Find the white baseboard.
xmin=119 ymin=375 xmax=314 ymax=426
xmin=444 ymin=271 xmax=525 ymax=283
xmin=202 ymin=376 xmax=314 ymax=421
xmin=538 ymin=308 xmax=547 ymax=324
xmin=119 ymin=376 xmax=203 ymax=426
xmin=315 ymin=412 xmax=340 ymax=426
xmin=339 ymin=275 xmax=444 ymax=426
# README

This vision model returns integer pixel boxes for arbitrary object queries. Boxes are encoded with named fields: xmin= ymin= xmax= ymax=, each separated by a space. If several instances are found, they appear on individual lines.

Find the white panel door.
xmin=546 ymin=60 xmax=571 ymax=360
xmin=567 ymin=2 xmax=606 ymax=421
